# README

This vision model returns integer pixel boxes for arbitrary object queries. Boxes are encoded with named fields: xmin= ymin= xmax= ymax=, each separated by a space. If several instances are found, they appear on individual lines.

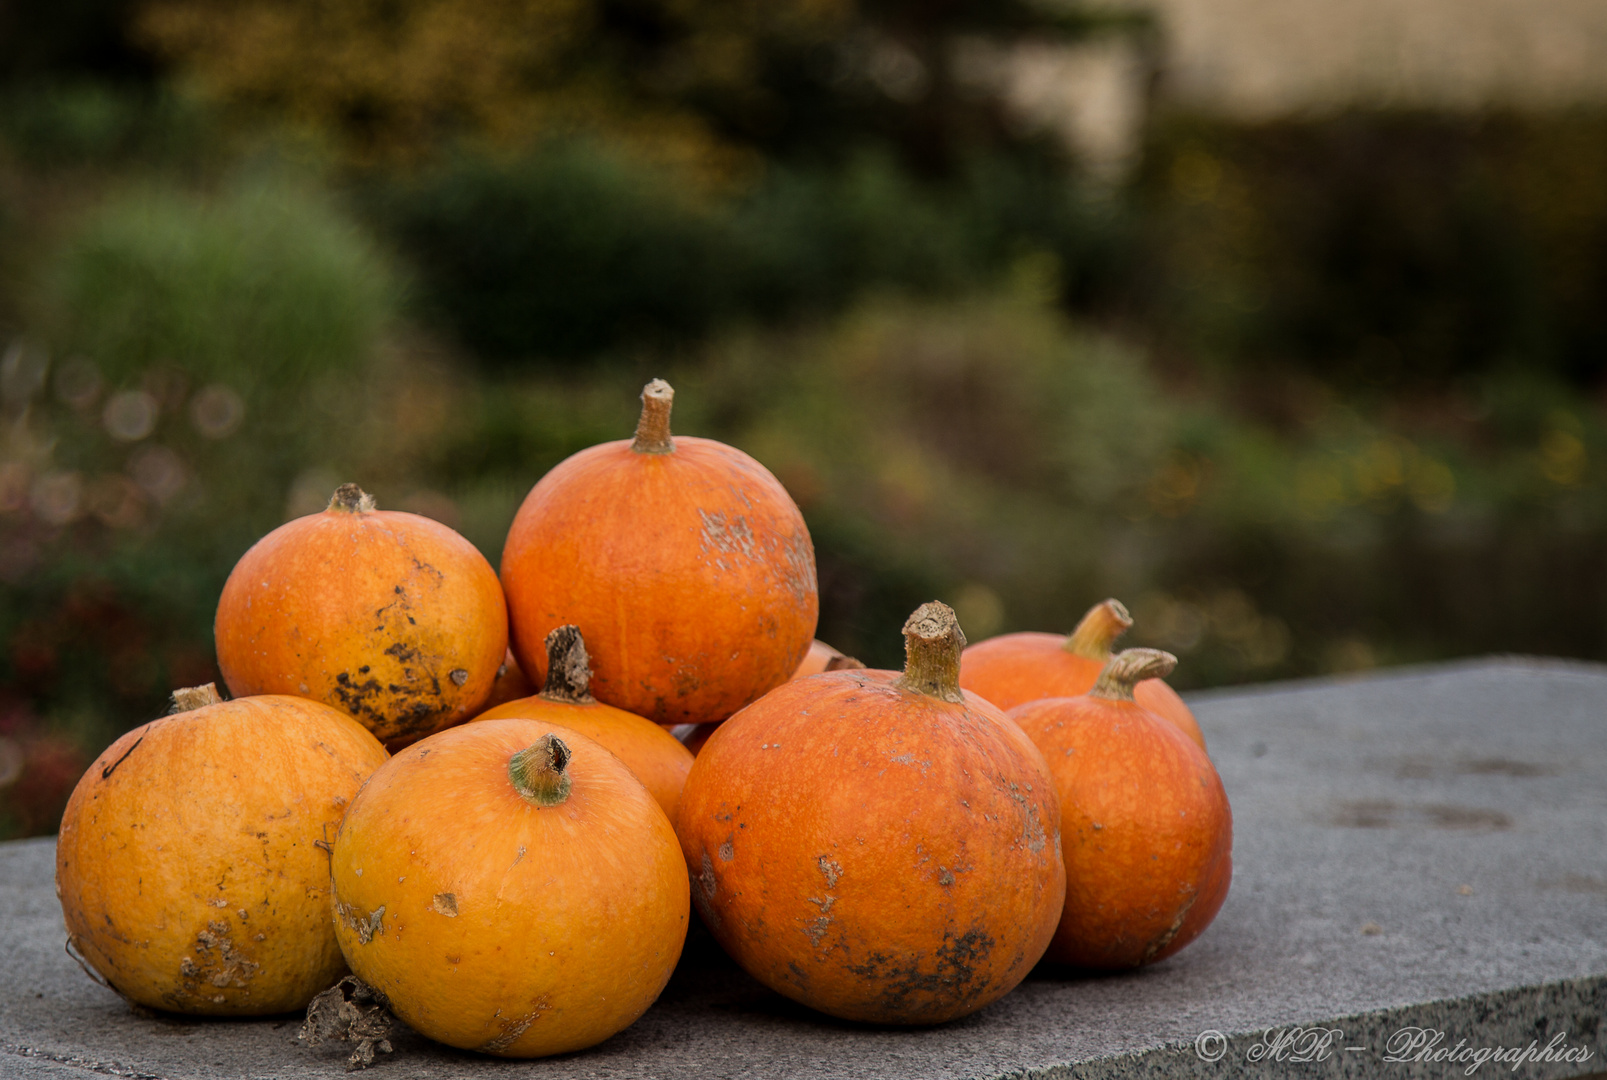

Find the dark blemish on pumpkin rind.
xmin=842 ymin=926 xmax=996 ymax=1018
xmin=719 ymin=835 xmax=735 ymax=862
xmin=332 ymin=673 xmax=388 ymax=721
xmin=101 ymin=735 xmax=144 ymax=780
xmin=449 ymin=669 xmax=469 ymax=686
xmin=693 ymin=852 xmax=721 ymax=929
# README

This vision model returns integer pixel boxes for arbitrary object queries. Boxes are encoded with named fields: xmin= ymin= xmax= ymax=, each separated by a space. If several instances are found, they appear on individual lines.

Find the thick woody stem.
xmin=631 ymin=380 xmax=675 ymax=454
xmin=508 ymin=734 xmax=573 ymax=807
xmin=1091 ymin=648 xmax=1178 ymax=702
xmin=169 ymin=683 xmax=224 ymax=714
xmin=894 ymin=602 xmax=966 ymax=703
xmin=540 ymin=625 xmax=595 ymax=705
xmin=328 ymin=484 xmax=377 ymax=513
xmin=1064 ymin=598 xmax=1133 ymax=660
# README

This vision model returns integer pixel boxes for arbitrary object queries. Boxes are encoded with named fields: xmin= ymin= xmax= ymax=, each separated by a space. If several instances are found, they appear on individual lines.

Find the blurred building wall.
xmin=982 ymin=0 xmax=1607 ymax=178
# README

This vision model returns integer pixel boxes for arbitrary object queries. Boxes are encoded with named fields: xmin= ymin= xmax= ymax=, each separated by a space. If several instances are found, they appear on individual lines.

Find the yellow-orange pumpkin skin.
xmin=499 ymin=382 xmax=817 ymax=727
xmin=677 ymin=605 xmax=1065 ymax=1024
xmin=960 ymin=600 xmax=1205 ymax=750
xmin=473 ymin=698 xmax=693 ymax=822
xmin=1007 ymin=651 xmax=1231 ymax=970
xmin=214 ymin=485 xmax=508 ymax=748
xmin=329 ymin=719 xmax=689 ymax=1057
xmin=55 ymin=692 xmax=388 ymax=1014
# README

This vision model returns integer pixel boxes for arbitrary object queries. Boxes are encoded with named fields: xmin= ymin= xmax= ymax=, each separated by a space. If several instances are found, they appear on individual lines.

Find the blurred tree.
xmin=0 ymin=0 xmax=152 ymax=85
xmin=132 ymin=0 xmax=1111 ymax=174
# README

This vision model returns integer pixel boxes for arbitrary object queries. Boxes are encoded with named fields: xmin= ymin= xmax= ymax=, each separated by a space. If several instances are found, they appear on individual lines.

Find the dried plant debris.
xmin=300 ymin=976 xmax=397 ymax=1070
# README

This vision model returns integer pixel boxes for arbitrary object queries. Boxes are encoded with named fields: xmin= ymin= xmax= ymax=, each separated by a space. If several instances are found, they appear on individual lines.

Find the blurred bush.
xmin=0 ymin=172 xmax=418 ymax=836
xmin=373 ymin=141 xmax=1126 ymax=363
xmin=46 ymin=178 xmax=399 ymax=391
xmin=0 ymin=82 xmax=209 ymax=168
xmin=1133 ymin=110 xmax=1607 ymax=391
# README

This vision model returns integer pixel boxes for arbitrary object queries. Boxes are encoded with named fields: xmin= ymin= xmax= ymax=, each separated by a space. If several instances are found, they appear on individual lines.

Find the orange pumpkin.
xmin=791 ymin=638 xmax=866 ymax=679
xmin=55 ymin=685 xmax=388 ymax=1014
xmin=1007 ymin=649 xmax=1232 ymax=969
xmin=215 ymin=484 xmax=508 ymax=748
xmin=677 ymin=602 xmax=1065 ymax=1024
xmin=959 ymin=598 xmax=1205 ymax=750
xmin=500 ymin=380 xmax=817 ymax=727
xmin=476 ymin=648 xmax=536 ymax=714
xmin=473 ymin=625 xmax=694 ymax=821
xmin=329 ymin=719 xmax=689 ymax=1057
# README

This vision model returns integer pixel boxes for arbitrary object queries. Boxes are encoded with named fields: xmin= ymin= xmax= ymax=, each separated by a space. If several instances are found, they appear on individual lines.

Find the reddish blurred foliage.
xmin=0 ymin=695 xmax=89 ymax=837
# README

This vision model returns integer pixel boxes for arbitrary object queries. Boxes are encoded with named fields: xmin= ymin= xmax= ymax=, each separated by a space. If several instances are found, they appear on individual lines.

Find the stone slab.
xmin=1 ymin=657 xmax=1604 ymax=1079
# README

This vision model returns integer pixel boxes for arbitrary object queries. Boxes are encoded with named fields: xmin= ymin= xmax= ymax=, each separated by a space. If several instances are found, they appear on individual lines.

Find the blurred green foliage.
xmin=47 ymin=178 xmax=400 ymax=390
xmin=1134 ymin=111 xmax=1607 ymax=391
xmin=373 ymin=142 xmax=1124 ymax=363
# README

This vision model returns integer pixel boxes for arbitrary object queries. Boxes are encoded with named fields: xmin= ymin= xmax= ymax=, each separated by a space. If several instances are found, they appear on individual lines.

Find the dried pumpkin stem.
xmin=169 ymin=683 xmax=223 ymax=714
xmin=328 ymin=484 xmax=377 ymax=514
xmin=540 ymin=625 xmax=595 ymax=705
xmin=631 ymin=379 xmax=675 ymax=454
xmin=823 ymin=653 xmax=867 ymax=672
xmin=1090 ymin=648 xmax=1177 ymax=702
xmin=508 ymin=734 xmax=573 ymax=807
xmin=1064 ymin=598 xmax=1132 ymax=660
xmin=894 ymin=602 xmax=966 ymax=704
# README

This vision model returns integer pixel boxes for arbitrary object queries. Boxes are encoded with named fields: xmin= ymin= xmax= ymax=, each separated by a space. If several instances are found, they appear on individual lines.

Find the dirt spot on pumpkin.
xmin=480 ymin=1001 xmax=551 ymax=1054
xmin=817 ymin=855 xmax=843 ymax=888
xmin=337 ymin=901 xmax=387 ymax=944
xmin=693 ymin=852 xmax=721 ymax=928
xmin=431 ymin=893 xmax=458 ymax=917
xmin=996 ymin=777 xmax=1049 ymax=853
xmin=179 ymin=920 xmax=259 ymax=994
xmin=775 ymin=531 xmax=817 ymax=606
xmin=1141 ymin=889 xmax=1198 ymax=964
xmin=843 ymin=924 xmax=996 ymax=1019
xmin=718 ymin=834 xmax=735 ymax=862
xmin=698 ymin=509 xmax=757 ymax=562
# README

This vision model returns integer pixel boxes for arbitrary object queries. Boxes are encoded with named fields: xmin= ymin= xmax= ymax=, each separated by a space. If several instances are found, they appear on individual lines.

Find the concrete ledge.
xmin=2 ymin=658 xmax=1604 ymax=1078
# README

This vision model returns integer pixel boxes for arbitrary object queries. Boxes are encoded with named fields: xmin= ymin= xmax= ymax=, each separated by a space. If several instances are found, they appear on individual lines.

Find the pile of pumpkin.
xmin=54 ymin=380 xmax=1231 ymax=1060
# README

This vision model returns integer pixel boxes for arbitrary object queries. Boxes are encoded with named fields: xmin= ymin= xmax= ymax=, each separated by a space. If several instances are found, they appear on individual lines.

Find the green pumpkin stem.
xmin=1064 ymin=598 xmax=1132 ymax=660
xmin=540 ymin=625 xmax=595 ymax=705
xmin=631 ymin=380 xmax=675 ymax=454
xmin=328 ymin=484 xmax=376 ymax=514
xmin=1090 ymin=648 xmax=1177 ymax=702
xmin=895 ymin=602 xmax=966 ymax=704
xmin=508 ymin=734 xmax=573 ymax=807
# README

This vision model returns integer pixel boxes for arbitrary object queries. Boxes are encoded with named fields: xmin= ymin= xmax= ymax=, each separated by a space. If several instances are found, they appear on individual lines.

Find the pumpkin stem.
xmin=1090 ymin=648 xmax=1177 ymax=702
xmin=1064 ymin=598 xmax=1132 ymax=660
xmin=508 ymin=734 xmax=573 ymax=807
xmin=824 ymin=653 xmax=867 ymax=672
xmin=894 ymin=602 xmax=967 ymax=704
xmin=169 ymin=683 xmax=223 ymax=714
xmin=328 ymin=484 xmax=377 ymax=514
xmin=540 ymin=625 xmax=595 ymax=705
xmin=631 ymin=379 xmax=675 ymax=454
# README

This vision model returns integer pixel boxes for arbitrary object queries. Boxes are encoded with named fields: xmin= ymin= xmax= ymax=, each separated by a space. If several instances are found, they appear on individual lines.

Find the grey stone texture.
xmin=1 ymin=657 xmax=1603 ymax=1078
